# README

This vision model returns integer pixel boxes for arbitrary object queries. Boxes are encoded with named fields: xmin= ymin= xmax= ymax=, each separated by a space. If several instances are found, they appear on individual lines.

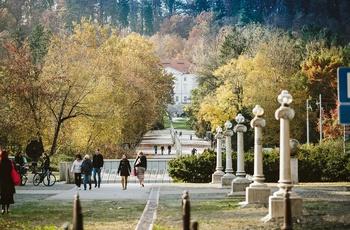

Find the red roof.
xmin=160 ymin=60 xmax=193 ymax=73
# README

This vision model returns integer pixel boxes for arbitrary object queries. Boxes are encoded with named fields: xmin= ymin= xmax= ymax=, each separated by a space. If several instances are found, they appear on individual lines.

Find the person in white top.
xmin=71 ymin=154 xmax=83 ymax=190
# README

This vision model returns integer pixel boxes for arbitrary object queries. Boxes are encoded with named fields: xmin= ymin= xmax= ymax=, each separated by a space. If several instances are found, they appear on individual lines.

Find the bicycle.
xmin=33 ymin=168 xmax=56 ymax=186
xmin=18 ymin=165 xmax=29 ymax=186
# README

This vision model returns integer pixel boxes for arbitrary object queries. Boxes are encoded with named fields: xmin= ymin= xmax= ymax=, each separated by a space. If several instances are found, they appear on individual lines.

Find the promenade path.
xmin=135 ymin=128 xmax=211 ymax=156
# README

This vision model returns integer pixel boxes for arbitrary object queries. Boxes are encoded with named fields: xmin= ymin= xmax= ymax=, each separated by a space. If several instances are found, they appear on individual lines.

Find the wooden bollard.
xmin=182 ymin=190 xmax=190 ymax=230
xmin=73 ymin=192 xmax=83 ymax=230
xmin=282 ymin=188 xmax=292 ymax=230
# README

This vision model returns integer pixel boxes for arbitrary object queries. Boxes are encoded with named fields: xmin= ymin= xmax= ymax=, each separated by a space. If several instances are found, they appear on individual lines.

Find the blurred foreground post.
xmin=182 ymin=191 xmax=190 ymax=230
xmin=182 ymin=190 xmax=198 ymax=230
xmin=73 ymin=193 xmax=83 ymax=230
xmin=282 ymin=188 xmax=292 ymax=230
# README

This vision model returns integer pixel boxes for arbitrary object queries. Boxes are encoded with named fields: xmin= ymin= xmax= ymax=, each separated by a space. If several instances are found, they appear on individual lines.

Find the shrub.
xmin=167 ymin=139 xmax=350 ymax=183
xmin=299 ymin=139 xmax=350 ymax=182
xmin=167 ymin=150 xmax=216 ymax=183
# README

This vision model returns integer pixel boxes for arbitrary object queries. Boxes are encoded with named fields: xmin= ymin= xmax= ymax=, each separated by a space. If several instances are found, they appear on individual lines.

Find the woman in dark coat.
xmin=0 ymin=150 xmax=15 ymax=214
xmin=117 ymin=154 xmax=131 ymax=190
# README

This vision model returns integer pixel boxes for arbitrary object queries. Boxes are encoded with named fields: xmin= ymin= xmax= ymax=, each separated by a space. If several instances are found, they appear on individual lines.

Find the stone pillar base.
xmin=228 ymin=178 xmax=251 ymax=194
xmin=211 ymin=171 xmax=225 ymax=184
xmin=262 ymin=194 xmax=303 ymax=222
xmin=291 ymin=157 xmax=298 ymax=184
xmin=243 ymin=186 xmax=271 ymax=205
xmin=221 ymin=174 xmax=236 ymax=187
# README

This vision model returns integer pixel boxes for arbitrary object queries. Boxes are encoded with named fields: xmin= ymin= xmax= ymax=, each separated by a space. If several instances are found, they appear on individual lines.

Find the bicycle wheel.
xmin=33 ymin=173 xmax=41 ymax=186
xmin=43 ymin=173 xmax=56 ymax=186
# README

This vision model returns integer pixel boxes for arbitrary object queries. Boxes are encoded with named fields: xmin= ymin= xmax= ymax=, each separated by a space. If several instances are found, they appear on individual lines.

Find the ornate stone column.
xmin=229 ymin=114 xmax=251 ymax=194
xmin=240 ymin=105 xmax=270 ymax=206
xmin=211 ymin=126 xmax=225 ymax=184
xmin=221 ymin=121 xmax=236 ymax=187
xmin=263 ymin=90 xmax=303 ymax=221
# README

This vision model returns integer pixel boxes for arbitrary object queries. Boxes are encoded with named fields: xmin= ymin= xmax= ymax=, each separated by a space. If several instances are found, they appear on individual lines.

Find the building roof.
xmin=160 ymin=60 xmax=194 ymax=73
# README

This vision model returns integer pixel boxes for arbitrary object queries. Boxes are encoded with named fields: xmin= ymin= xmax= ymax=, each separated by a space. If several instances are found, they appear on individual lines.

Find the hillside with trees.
xmin=0 ymin=0 xmax=349 ymax=156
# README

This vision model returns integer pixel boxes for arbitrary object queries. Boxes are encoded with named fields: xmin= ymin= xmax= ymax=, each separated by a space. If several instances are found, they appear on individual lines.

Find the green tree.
xmin=27 ymin=24 xmax=52 ymax=66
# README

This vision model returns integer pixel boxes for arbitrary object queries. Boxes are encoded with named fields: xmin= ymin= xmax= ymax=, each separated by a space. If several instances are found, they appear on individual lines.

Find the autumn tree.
xmin=0 ymin=41 xmax=46 ymax=148
xmin=301 ymin=46 xmax=345 ymax=115
xmin=39 ymin=20 xmax=173 ymax=157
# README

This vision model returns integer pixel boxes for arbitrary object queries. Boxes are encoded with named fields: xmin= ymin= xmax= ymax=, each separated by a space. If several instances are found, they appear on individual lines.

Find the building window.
xmin=184 ymin=76 xmax=187 ymax=81
xmin=176 ymin=96 xmax=179 ymax=102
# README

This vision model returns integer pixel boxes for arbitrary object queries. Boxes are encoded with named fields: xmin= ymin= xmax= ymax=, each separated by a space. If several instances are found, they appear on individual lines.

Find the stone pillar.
xmin=263 ymin=90 xmax=303 ymax=222
xmin=229 ymin=114 xmax=251 ymax=194
xmin=240 ymin=105 xmax=270 ymax=206
xmin=221 ymin=121 xmax=236 ymax=187
xmin=212 ymin=126 xmax=225 ymax=184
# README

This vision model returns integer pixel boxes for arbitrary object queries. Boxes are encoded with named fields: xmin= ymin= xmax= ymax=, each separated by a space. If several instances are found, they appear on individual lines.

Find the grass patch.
xmin=155 ymin=198 xmax=242 ymax=229
xmin=172 ymin=118 xmax=191 ymax=130
xmin=1 ymin=200 xmax=146 ymax=229
xmin=163 ymin=115 xmax=171 ymax=129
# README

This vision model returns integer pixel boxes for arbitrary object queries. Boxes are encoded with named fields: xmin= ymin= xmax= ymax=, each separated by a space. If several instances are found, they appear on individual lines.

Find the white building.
xmin=161 ymin=60 xmax=198 ymax=116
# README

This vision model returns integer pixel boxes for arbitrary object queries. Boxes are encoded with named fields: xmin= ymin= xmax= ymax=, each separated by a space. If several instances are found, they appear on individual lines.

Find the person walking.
xmin=71 ymin=154 xmax=83 ymax=190
xmin=92 ymin=148 xmax=104 ymax=188
xmin=167 ymin=145 xmax=171 ymax=155
xmin=134 ymin=151 xmax=147 ymax=187
xmin=0 ymin=150 xmax=15 ymax=214
xmin=81 ymin=154 xmax=93 ymax=190
xmin=191 ymin=148 xmax=197 ymax=155
xmin=117 ymin=154 xmax=131 ymax=190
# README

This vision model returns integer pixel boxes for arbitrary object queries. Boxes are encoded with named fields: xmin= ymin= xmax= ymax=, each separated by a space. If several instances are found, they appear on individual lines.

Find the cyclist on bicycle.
xmin=14 ymin=151 xmax=25 ymax=174
xmin=40 ymin=152 xmax=50 ymax=181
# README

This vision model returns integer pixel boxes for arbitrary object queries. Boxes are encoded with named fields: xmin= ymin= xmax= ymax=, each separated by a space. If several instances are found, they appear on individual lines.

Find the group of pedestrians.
xmin=71 ymin=148 xmax=104 ymax=190
xmin=71 ymin=149 xmax=148 ymax=190
xmin=154 ymin=145 xmax=172 ymax=155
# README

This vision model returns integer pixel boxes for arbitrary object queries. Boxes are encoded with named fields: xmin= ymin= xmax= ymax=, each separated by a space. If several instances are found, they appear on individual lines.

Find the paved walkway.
xmin=135 ymin=128 xmax=211 ymax=156
xmin=17 ymin=127 xmax=212 ymax=229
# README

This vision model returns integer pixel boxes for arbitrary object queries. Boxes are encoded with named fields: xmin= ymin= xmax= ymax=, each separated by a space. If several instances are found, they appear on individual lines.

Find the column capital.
xmin=250 ymin=117 xmax=266 ymax=128
xmin=233 ymin=124 xmax=247 ymax=133
xmin=224 ymin=130 xmax=233 ymax=137
xmin=275 ymin=106 xmax=295 ymax=120
xmin=215 ymin=133 xmax=224 ymax=139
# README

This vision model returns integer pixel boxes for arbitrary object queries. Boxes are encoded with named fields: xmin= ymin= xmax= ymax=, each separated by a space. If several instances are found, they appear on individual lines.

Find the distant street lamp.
xmin=306 ymin=99 xmax=312 ymax=148
xmin=316 ymin=94 xmax=323 ymax=142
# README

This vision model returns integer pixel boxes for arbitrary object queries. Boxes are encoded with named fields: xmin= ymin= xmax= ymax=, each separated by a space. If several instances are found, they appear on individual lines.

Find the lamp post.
xmin=306 ymin=99 xmax=310 ymax=147
xmin=211 ymin=126 xmax=225 ymax=184
xmin=316 ymin=94 xmax=323 ymax=142
xmin=221 ymin=120 xmax=236 ymax=187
